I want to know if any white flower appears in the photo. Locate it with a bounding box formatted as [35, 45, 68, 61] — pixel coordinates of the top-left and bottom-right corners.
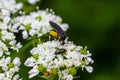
[29, 29, 38, 36]
[8, 23, 20, 32]
[0, 57, 11, 71]
[0, 9, 10, 17]
[3, 16, 10, 24]
[5, 52, 11, 55]
[0, 57, 22, 80]
[0, 50, 3, 57]
[28, 68, 39, 78]
[22, 30, 28, 39]
[13, 10, 69, 39]
[28, 0, 40, 5]
[85, 66, 93, 73]
[13, 74, 20, 80]
[6, 69, 15, 79]
[13, 57, 21, 67]
[66, 75, 73, 80]
[0, 40, 9, 57]
[13, 74, 23, 80]
[24, 57, 36, 67]
[0, 0, 94, 80]
[9, 40, 22, 52]
[0, 73, 5, 80]
[1, 30, 15, 41]
[60, 23, 69, 31]
[0, 22, 8, 30]
[0, 0, 23, 14]
[25, 40, 93, 79]
[58, 69, 69, 80]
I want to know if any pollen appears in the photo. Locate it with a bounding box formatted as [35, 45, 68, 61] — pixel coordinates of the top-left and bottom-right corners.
[49, 30, 58, 38]
[49, 71, 53, 75]
[43, 72, 49, 76]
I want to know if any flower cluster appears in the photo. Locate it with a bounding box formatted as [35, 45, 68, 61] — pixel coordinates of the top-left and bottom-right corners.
[0, 57, 22, 80]
[0, 12, 22, 55]
[24, 40, 93, 79]
[0, 0, 23, 80]
[0, 0, 23, 15]
[0, 0, 94, 80]
[12, 10, 68, 39]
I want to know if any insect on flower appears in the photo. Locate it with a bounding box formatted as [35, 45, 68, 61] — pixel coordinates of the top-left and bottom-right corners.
[55, 48, 66, 55]
[49, 21, 67, 42]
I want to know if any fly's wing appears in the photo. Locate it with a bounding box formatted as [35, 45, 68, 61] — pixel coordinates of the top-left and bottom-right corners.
[49, 21, 67, 40]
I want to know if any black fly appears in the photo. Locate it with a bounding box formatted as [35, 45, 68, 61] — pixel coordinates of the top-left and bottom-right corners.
[49, 21, 67, 55]
[49, 21, 67, 41]
[55, 49, 66, 55]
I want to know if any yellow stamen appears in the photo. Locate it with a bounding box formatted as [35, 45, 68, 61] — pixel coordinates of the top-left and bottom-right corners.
[49, 71, 53, 75]
[43, 72, 49, 76]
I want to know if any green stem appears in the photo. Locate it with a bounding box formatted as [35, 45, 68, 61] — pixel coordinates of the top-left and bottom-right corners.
[0, 69, 3, 73]
[37, 75, 46, 80]
[19, 40, 33, 54]
[73, 76, 80, 79]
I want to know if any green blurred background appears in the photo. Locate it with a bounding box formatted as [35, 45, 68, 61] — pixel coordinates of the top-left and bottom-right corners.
[18, 0, 120, 80]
